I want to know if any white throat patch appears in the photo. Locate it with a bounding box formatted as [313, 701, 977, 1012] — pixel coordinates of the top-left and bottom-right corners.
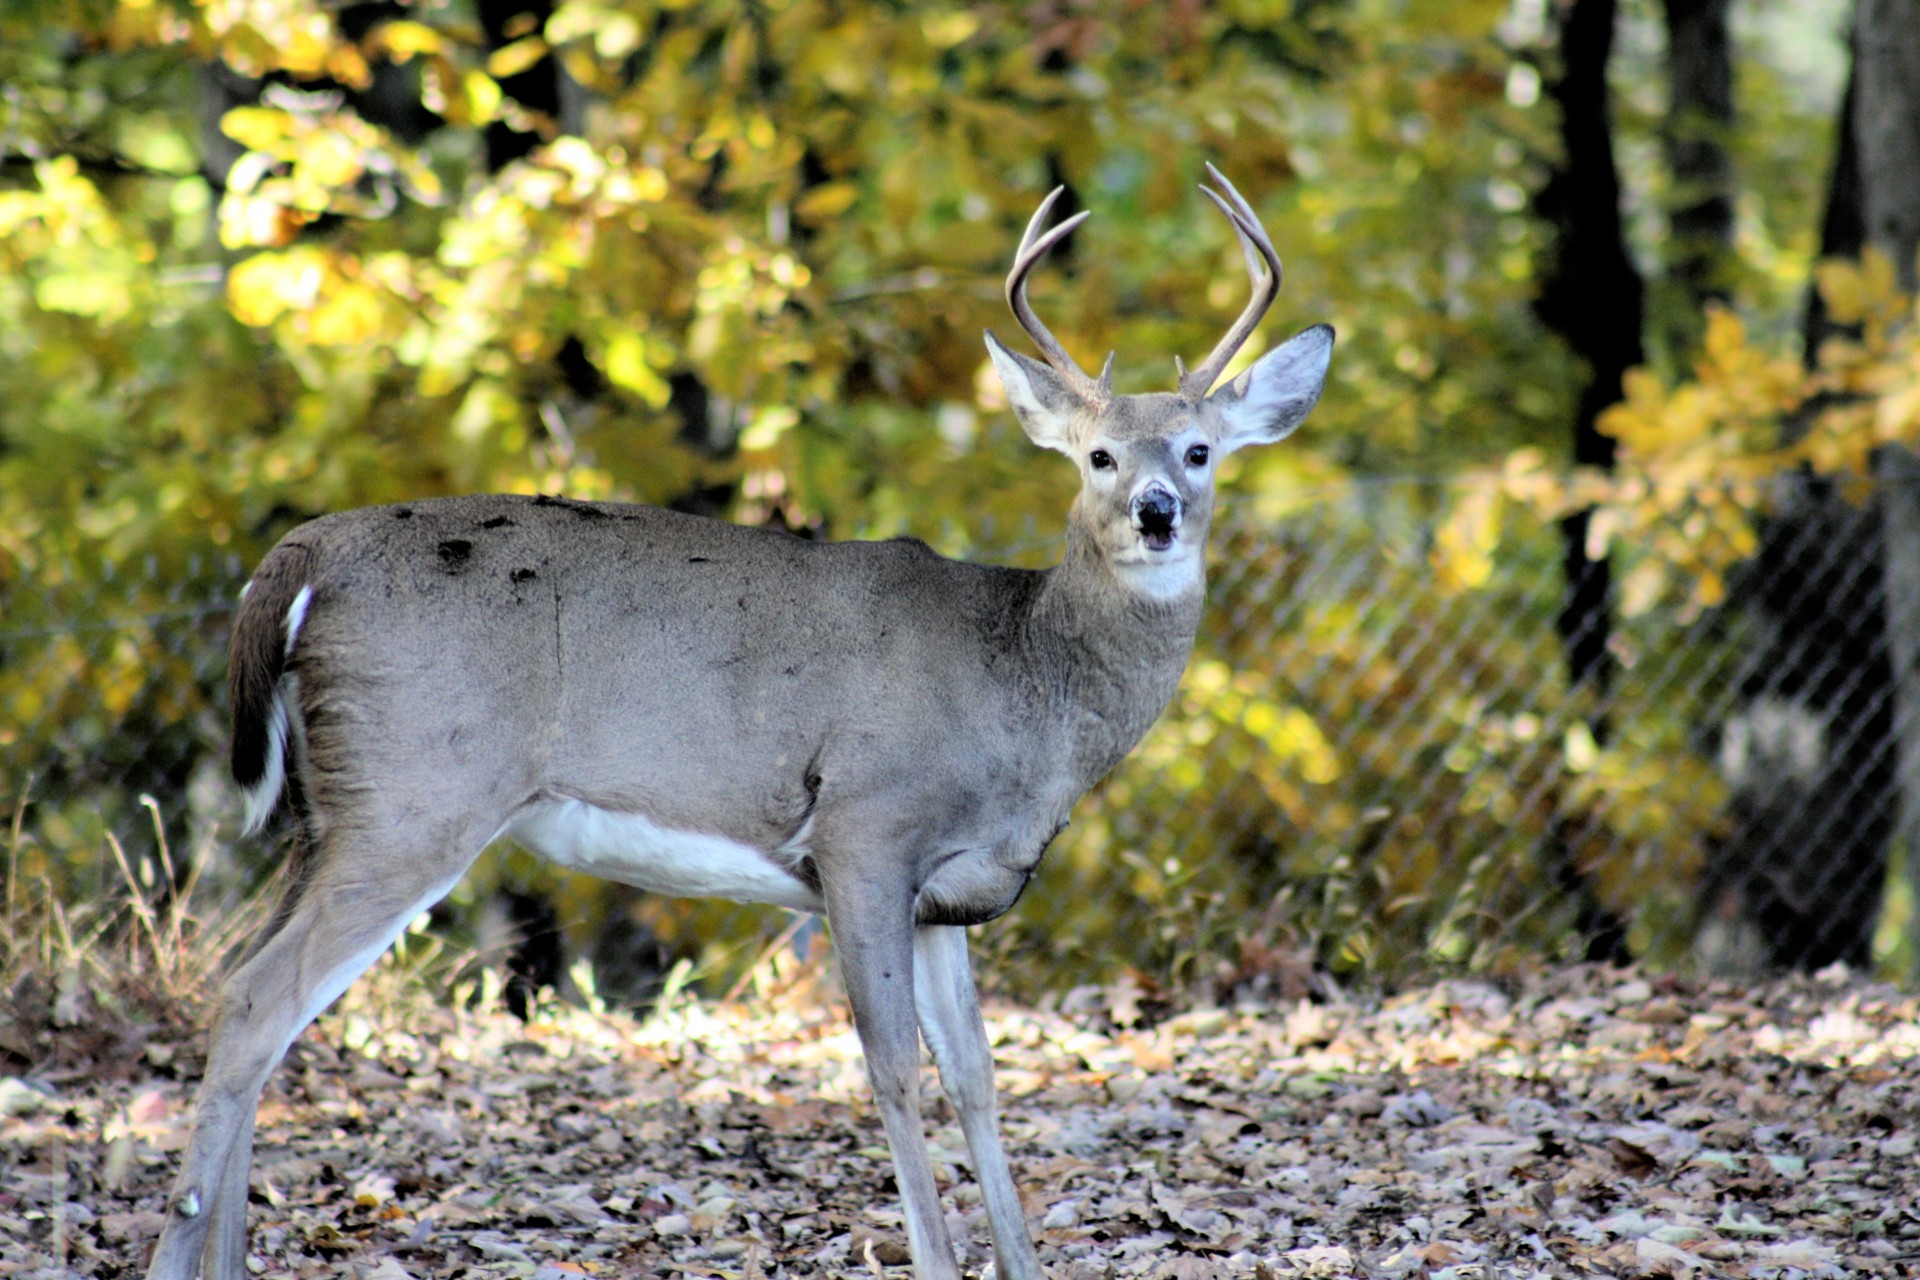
[1114, 548, 1204, 600]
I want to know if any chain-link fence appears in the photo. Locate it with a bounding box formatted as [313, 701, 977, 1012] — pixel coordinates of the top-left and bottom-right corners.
[1007, 474, 1919, 993]
[6, 476, 1917, 996]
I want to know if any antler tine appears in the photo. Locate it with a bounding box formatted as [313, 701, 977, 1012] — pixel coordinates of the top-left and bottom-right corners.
[1204, 164, 1264, 243]
[1178, 166, 1284, 399]
[1005, 189, 1110, 406]
[1206, 163, 1270, 286]
[1015, 186, 1068, 260]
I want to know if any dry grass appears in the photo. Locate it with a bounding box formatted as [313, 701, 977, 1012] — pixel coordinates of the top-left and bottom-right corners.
[4, 793, 276, 1071]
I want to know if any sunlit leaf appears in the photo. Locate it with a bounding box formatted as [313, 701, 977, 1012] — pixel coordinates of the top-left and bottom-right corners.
[219, 105, 289, 150]
[487, 36, 549, 78]
[1431, 483, 1500, 590]
[227, 249, 316, 327]
[35, 271, 131, 319]
[604, 332, 672, 408]
[298, 130, 364, 189]
[379, 19, 442, 60]
[795, 182, 858, 225]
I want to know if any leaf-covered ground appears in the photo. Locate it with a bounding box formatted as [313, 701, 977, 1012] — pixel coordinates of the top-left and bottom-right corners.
[4, 963, 1919, 1279]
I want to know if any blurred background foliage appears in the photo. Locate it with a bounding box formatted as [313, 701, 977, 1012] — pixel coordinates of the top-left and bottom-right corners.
[5, 0, 1920, 1001]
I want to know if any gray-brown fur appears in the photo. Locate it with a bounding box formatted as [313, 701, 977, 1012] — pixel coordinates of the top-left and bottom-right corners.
[148, 171, 1333, 1280]
[245, 493, 1190, 927]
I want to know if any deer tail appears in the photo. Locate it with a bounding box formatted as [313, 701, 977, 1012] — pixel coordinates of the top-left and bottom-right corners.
[229, 546, 316, 837]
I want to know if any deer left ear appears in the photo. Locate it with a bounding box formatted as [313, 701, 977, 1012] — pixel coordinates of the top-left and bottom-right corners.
[1210, 324, 1334, 455]
[985, 330, 1086, 454]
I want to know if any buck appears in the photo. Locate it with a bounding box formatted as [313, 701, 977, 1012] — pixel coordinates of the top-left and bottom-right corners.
[147, 166, 1332, 1280]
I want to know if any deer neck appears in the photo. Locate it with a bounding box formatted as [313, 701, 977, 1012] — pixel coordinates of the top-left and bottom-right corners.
[1028, 518, 1205, 783]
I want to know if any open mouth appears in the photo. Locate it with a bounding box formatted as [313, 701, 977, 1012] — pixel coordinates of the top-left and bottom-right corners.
[1137, 524, 1176, 552]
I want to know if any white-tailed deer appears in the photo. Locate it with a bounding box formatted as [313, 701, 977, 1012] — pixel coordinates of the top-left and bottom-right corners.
[147, 167, 1332, 1280]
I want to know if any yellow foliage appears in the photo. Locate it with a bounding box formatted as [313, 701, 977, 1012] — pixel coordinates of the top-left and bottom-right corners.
[299, 130, 364, 189]
[602, 332, 673, 408]
[220, 106, 294, 152]
[228, 248, 322, 326]
[375, 19, 442, 60]
[1571, 276, 1920, 612]
[487, 36, 550, 79]
[306, 278, 387, 345]
[795, 182, 859, 225]
[228, 247, 409, 346]
[217, 98, 436, 248]
[1816, 248, 1906, 338]
[1431, 482, 1500, 590]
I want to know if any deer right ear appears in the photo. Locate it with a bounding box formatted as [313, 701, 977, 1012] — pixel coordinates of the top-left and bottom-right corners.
[1210, 323, 1334, 455]
[985, 330, 1083, 453]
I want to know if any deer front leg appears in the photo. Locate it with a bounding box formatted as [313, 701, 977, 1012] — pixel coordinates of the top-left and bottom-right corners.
[914, 925, 1045, 1280]
[823, 869, 963, 1280]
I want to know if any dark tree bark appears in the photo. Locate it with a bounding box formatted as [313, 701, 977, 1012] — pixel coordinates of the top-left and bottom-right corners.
[1852, 0, 1920, 292]
[1711, 493, 1894, 971]
[1660, 0, 1736, 355]
[1705, 0, 1920, 972]
[1854, 0, 1920, 975]
[1534, 0, 1644, 709]
[1531, 0, 1645, 963]
[1803, 69, 1866, 354]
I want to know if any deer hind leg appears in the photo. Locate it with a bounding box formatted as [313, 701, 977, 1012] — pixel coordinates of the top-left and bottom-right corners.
[146, 825, 480, 1280]
[913, 924, 1045, 1280]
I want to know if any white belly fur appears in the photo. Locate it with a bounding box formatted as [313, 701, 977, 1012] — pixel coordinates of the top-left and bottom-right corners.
[503, 797, 822, 912]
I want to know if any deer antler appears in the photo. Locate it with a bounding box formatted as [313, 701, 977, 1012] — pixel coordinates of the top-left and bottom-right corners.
[1006, 187, 1113, 407]
[1176, 164, 1283, 399]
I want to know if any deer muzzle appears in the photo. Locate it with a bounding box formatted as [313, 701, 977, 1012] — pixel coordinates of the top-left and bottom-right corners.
[1131, 486, 1181, 551]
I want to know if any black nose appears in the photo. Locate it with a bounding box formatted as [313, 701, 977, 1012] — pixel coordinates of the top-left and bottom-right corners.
[1133, 488, 1179, 549]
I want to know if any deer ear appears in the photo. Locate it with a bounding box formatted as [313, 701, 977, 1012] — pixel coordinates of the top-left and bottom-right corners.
[985, 330, 1084, 454]
[1210, 324, 1334, 455]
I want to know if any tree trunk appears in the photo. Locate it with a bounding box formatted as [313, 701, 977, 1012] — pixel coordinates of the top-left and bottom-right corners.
[1535, 0, 1644, 707]
[1706, 0, 1920, 973]
[1711, 483, 1894, 971]
[1532, 0, 1644, 963]
[1659, 0, 1736, 356]
[1852, 0, 1920, 289]
[1854, 0, 1920, 978]
[1879, 446, 1920, 977]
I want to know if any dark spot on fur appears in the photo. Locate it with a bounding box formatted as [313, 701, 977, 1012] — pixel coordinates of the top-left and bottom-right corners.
[531, 494, 610, 519]
[481, 515, 516, 529]
[393, 507, 413, 519]
[511, 567, 537, 583]
[688, 556, 711, 563]
[437, 539, 473, 569]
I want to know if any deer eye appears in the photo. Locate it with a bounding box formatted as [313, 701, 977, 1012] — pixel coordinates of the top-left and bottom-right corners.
[1089, 449, 1115, 471]
[1185, 444, 1211, 468]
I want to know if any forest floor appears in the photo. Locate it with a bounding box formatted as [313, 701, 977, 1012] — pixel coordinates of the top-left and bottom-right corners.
[3, 960, 1918, 1279]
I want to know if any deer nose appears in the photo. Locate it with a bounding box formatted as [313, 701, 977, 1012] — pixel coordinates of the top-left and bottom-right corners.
[1131, 485, 1180, 550]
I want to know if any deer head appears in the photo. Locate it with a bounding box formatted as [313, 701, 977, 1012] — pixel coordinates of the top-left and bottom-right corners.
[984, 166, 1335, 599]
